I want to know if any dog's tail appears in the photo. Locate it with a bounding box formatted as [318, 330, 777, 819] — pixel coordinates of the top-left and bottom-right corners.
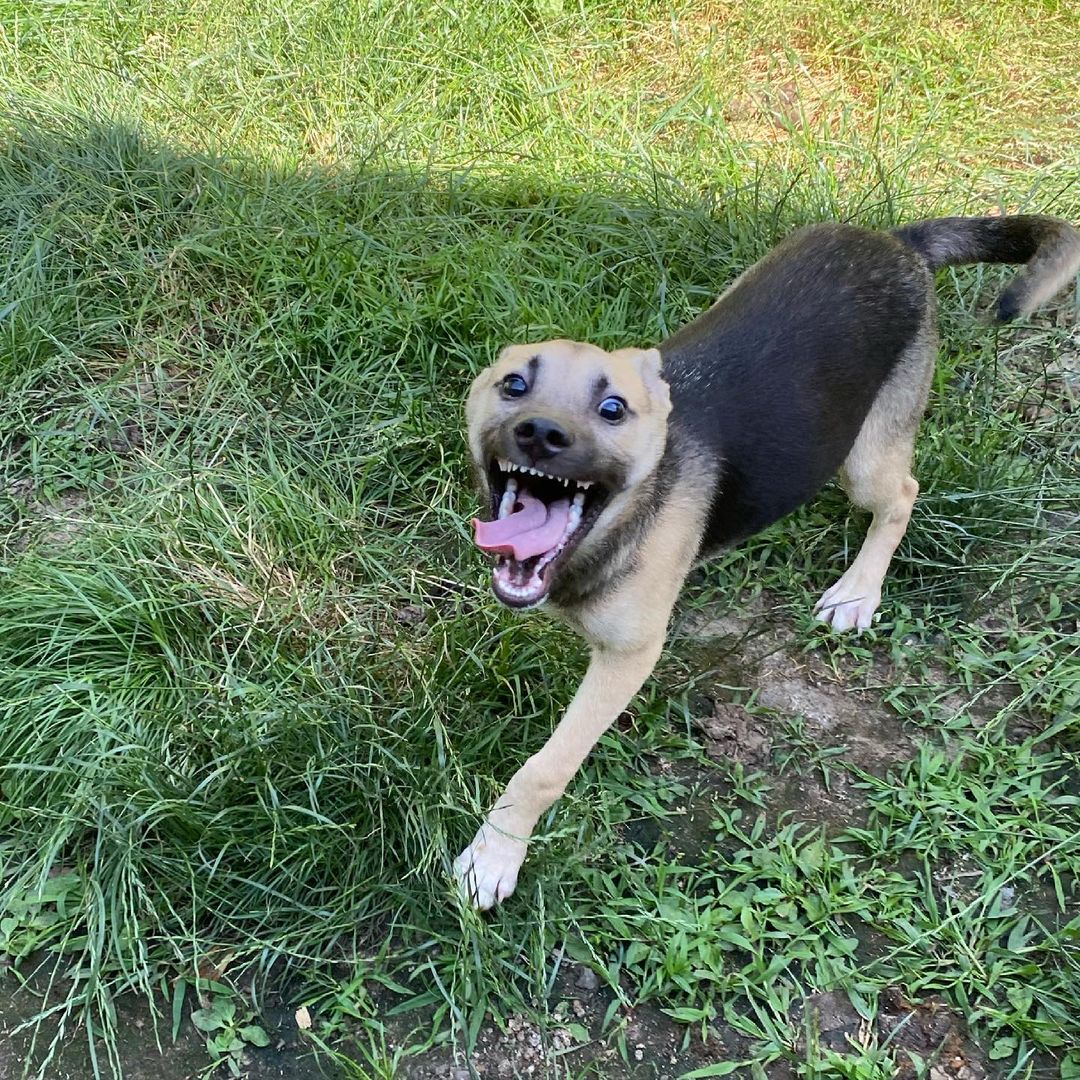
[892, 215, 1080, 322]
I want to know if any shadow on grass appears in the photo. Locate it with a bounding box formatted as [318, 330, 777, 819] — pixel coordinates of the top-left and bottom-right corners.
[0, 108, 791, 1080]
[2, 110, 1078, 1080]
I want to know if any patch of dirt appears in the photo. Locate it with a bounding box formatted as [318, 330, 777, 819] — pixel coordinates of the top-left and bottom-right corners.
[795, 988, 989, 1080]
[0, 961, 340, 1080]
[999, 315, 1080, 421]
[385, 973, 998, 1080]
[694, 701, 772, 767]
[673, 589, 916, 828]
[2, 475, 91, 553]
[392, 963, 741, 1080]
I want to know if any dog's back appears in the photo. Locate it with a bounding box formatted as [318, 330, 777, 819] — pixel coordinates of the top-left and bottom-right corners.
[661, 224, 931, 550]
[661, 216, 1080, 554]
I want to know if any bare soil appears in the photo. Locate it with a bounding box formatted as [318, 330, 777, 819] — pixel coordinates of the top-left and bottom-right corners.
[0, 963, 339, 1080]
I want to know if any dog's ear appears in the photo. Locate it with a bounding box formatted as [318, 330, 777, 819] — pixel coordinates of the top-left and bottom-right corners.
[634, 347, 671, 416]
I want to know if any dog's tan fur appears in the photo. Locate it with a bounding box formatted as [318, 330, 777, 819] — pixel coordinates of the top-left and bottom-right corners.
[814, 326, 935, 629]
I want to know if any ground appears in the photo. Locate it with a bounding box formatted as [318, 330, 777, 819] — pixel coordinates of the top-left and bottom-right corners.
[1, 0, 1079, 1078]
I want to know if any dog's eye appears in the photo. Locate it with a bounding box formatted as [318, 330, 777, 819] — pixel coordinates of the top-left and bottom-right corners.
[501, 374, 528, 399]
[597, 396, 627, 423]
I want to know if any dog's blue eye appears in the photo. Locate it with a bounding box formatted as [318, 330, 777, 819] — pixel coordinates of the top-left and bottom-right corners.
[597, 396, 627, 423]
[501, 374, 528, 398]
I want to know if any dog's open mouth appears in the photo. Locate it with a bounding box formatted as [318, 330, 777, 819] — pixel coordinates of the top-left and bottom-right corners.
[472, 458, 610, 608]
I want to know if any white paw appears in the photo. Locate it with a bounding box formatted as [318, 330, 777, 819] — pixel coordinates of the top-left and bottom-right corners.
[453, 824, 528, 910]
[813, 575, 881, 632]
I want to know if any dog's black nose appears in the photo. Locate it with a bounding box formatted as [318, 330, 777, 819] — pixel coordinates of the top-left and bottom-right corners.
[514, 417, 574, 459]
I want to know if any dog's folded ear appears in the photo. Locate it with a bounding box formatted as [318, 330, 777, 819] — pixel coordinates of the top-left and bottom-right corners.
[628, 347, 672, 417]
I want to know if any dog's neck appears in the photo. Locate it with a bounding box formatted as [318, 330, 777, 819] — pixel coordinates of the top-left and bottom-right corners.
[548, 427, 709, 615]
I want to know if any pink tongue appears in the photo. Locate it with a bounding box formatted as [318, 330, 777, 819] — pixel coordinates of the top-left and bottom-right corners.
[473, 490, 571, 561]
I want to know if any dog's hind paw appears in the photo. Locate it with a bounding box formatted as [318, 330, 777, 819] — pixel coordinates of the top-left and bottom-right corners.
[453, 824, 527, 910]
[813, 576, 881, 632]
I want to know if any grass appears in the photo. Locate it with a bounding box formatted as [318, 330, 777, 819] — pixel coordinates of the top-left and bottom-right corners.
[0, 0, 1078, 1077]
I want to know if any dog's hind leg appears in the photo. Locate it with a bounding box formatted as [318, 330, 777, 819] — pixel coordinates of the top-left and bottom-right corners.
[814, 453, 918, 632]
[814, 336, 934, 632]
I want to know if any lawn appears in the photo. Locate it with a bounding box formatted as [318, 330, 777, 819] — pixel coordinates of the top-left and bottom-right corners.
[0, 1, 1078, 1078]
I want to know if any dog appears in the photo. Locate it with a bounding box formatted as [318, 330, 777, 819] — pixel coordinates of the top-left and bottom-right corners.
[455, 214, 1080, 909]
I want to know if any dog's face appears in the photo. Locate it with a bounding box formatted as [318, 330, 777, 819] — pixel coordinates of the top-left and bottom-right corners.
[466, 338, 672, 608]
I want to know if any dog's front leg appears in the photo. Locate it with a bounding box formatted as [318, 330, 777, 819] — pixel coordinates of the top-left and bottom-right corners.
[454, 638, 663, 910]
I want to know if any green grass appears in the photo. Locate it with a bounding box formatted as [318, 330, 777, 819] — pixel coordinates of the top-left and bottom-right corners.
[0, 1, 1078, 1077]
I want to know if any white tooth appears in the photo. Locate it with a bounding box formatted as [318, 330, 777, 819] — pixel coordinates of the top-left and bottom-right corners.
[573, 492, 585, 507]
[498, 481, 518, 520]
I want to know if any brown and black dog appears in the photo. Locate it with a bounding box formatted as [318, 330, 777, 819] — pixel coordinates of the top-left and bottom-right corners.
[456, 215, 1080, 909]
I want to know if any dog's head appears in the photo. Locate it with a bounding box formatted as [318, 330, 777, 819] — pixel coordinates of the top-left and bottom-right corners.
[466, 338, 672, 609]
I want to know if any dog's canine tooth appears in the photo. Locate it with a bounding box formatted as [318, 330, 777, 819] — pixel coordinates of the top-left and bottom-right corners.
[497, 477, 519, 520]
[572, 491, 585, 508]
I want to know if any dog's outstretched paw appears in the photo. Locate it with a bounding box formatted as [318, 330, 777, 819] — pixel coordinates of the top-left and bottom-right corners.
[813, 576, 881, 632]
[453, 825, 527, 910]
